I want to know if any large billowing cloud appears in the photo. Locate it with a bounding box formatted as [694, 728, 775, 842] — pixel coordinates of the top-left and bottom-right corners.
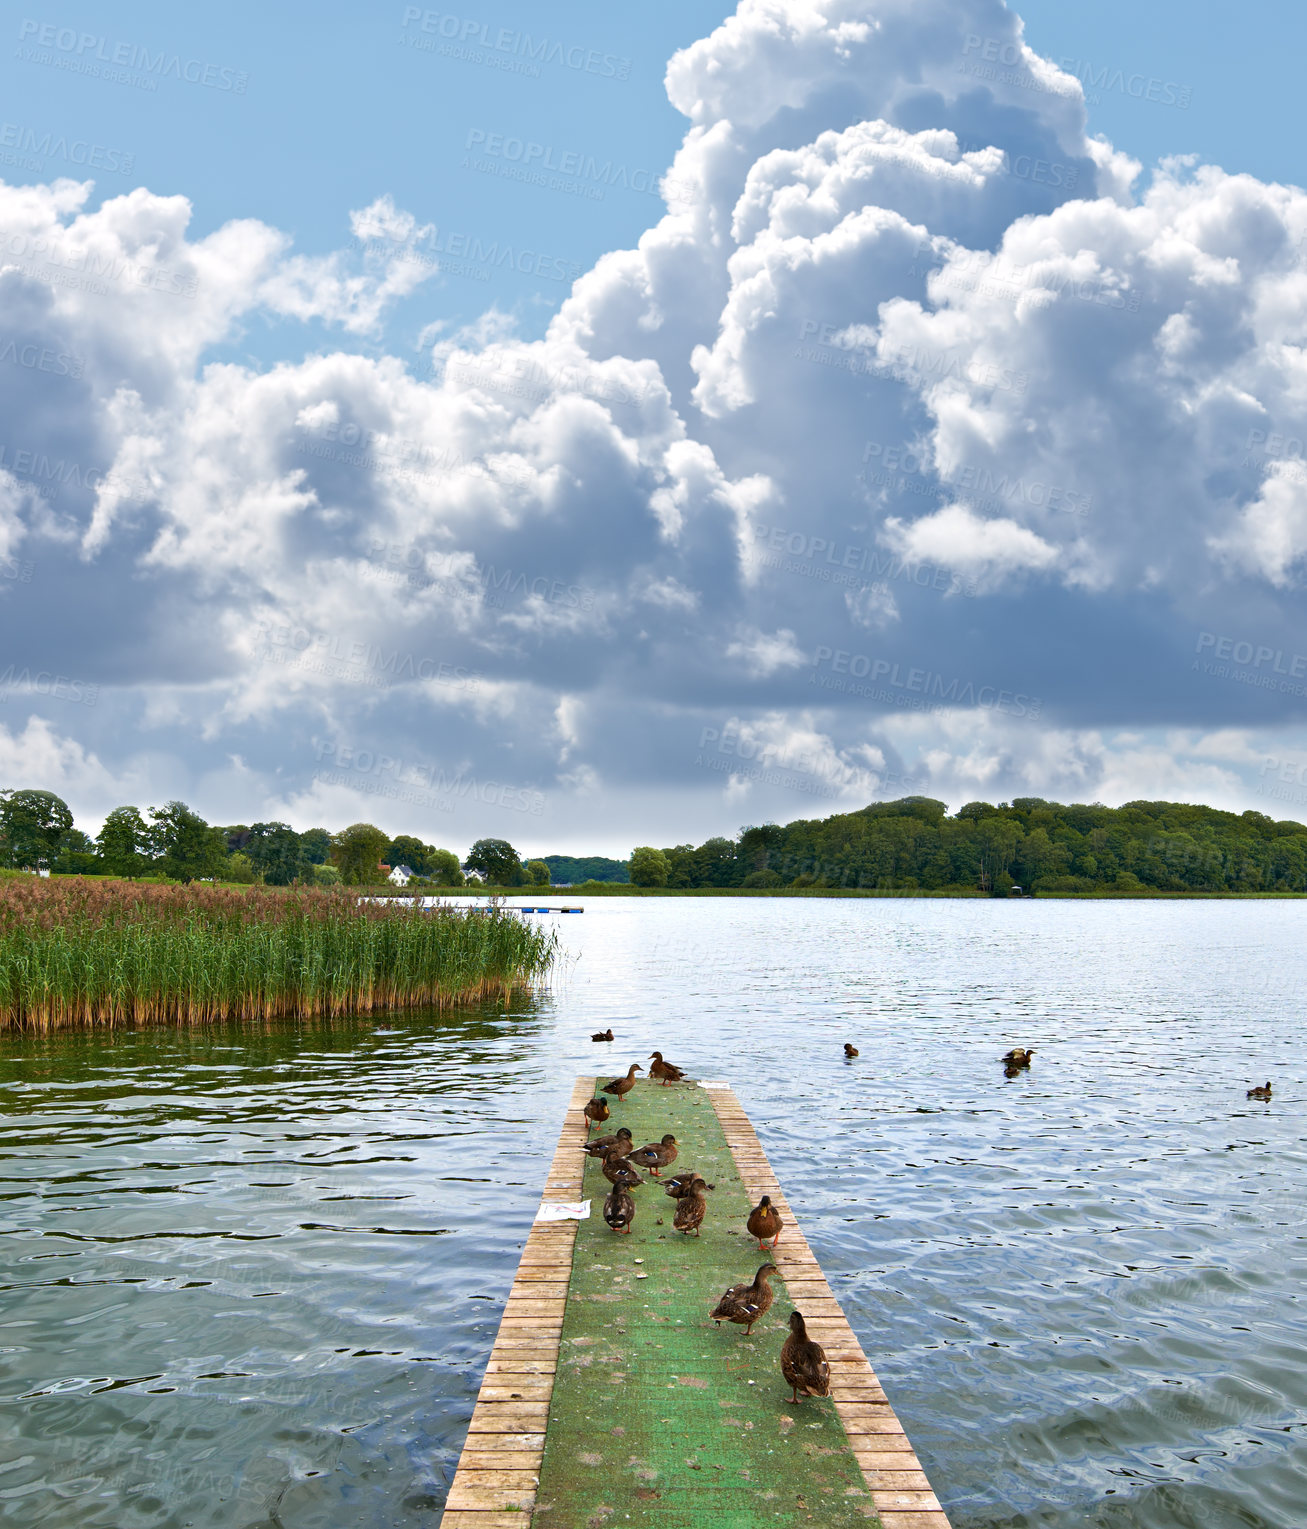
[3, 0, 1306, 850]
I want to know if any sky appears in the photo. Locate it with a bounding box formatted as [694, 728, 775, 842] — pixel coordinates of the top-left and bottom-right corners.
[2, 0, 1307, 858]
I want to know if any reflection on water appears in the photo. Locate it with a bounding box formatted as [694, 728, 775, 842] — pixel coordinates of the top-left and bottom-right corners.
[1, 897, 1305, 1528]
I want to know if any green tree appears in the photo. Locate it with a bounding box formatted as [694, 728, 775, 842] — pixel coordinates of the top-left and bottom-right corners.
[96, 806, 150, 879]
[464, 838, 523, 886]
[386, 835, 438, 876]
[52, 828, 98, 875]
[299, 828, 332, 865]
[0, 789, 75, 869]
[629, 846, 670, 887]
[223, 852, 260, 884]
[525, 858, 550, 886]
[244, 822, 307, 885]
[427, 848, 465, 886]
[148, 801, 227, 883]
[330, 823, 392, 885]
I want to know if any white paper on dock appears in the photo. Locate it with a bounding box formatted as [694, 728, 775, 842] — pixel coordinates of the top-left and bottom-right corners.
[697, 1080, 731, 1089]
[535, 1200, 591, 1221]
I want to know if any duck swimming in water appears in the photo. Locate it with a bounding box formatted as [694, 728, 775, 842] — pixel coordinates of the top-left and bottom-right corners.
[844, 1043, 859, 1058]
[1247, 1081, 1272, 1101]
[1002, 1047, 1035, 1067]
[591, 1028, 614, 1042]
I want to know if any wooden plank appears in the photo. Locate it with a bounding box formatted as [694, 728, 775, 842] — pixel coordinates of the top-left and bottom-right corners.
[705, 1081, 953, 1527]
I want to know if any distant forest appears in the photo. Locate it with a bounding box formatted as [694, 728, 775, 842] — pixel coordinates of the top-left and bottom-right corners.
[543, 855, 630, 884]
[632, 797, 1307, 894]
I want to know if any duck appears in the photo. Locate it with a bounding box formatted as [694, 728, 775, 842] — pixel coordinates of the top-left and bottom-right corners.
[603, 1183, 636, 1234]
[582, 1096, 610, 1133]
[746, 1193, 783, 1251]
[710, 1263, 778, 1335]
[600, 1147, 644, 1188]
[663, 1170, 710, 1199]
[582, 1127, 633, 1158]
[602, 1062, 643, 1102]
[844, 1043, 859, 1058]
[780, 1310, 831, 1403]
[672, 1178, 708, 1237]
[628, 1134, 678, 1177]
[1247, 1081, 1272, 1101]
[591, 1028, 614, 1042]
[648, 1051, 686, 1086]
[1002, 1047, 1035, 1067]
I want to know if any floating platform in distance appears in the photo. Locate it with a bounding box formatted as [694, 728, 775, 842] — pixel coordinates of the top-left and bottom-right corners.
[515, 906, 584, 913]
[440, 1075, 951, 1529]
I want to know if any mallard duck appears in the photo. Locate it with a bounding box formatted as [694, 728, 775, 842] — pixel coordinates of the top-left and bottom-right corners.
[844, 1043, 859, 1058]
[663, 1170, 710, 1199]
[628, 1134, 678, 1177]
[1002, 1047, 1035, 1067]
[591, 1028, 614, 1042]
[710, 1263, 777, 1335]
[600, 1147, 644, 1187]
[780, 1310, 830, 1403]
[602, 1063, 642, 1101]
[582, 1096, 610, 1133]
[1247, 1081, 1272, 1101]
[746, 1194, 783, 1251]
[648, 1051, 686, 1086]
[603, 1183, 636, 1234]
[582, 1127, 633, 1158]
[672, 1178, 707, 1236]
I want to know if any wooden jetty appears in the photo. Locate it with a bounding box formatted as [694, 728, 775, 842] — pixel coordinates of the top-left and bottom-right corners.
[440, 1076, 951, 1528]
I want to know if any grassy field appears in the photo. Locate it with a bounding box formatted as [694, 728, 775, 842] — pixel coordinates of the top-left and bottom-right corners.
[0, 879, 556, 1031]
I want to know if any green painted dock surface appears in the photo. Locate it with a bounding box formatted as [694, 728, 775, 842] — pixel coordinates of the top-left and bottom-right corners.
[440, 1077, 950, 1529]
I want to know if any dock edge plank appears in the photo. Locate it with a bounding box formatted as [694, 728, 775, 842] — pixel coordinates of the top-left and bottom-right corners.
[704, 1081, 953, 1528]
[439, 1076, 591, 1527]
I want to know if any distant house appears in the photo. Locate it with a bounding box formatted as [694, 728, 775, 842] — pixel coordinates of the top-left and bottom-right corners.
[388, 864, 415, 887]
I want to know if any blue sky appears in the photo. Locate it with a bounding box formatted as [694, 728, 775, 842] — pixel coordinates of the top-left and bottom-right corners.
[1, 1, 1306, 856]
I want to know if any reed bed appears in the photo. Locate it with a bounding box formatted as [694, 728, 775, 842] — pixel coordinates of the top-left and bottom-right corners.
[0, 879, 557, 1031]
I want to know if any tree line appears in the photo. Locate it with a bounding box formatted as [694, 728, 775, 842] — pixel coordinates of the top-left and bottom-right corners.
[0, 791, 553, 889]
[627, 796, 1307, 894]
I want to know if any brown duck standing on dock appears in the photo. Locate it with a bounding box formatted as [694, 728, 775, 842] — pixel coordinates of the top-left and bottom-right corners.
[591, 1028, 614, 1042]
[1002, 1047, 1035, 1067]
[844, 1043, 859, 1058]
[780, 1310, 831, 1403]
[663, 1170, 711, 1199]
[602, 1062, 642, 1102]
[628, 1134, 678, 1178]
[582, 1096, 610, 1134]
[1247, 1081, 1272, 1101]
[582, 1127, 633, 1159]
[673, 1178, 708, 1236]
[600, 1146, 644, 1188]
[710, 1263, 778, 1336]
[648, 1051, 686, 1086]
[746, 1193, 783, 1251]
[603, 1182, 637, 1234]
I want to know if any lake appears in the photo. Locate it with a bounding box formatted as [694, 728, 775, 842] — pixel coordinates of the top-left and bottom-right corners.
[0, 896, 1303, 1528]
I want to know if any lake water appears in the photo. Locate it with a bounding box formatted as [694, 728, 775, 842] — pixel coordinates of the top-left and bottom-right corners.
[0, 897, 1303, 1528]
